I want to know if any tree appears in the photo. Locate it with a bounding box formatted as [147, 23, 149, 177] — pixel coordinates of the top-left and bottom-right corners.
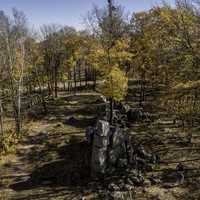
[0, 96, 3, 137]
[40, 25, 84, 97]
[0, 9, 28, 134]
[86, 0, 130, 66]
[86, 0, 130, 123]
[25, 36, 48, 112]
[100, 66, 128, 123]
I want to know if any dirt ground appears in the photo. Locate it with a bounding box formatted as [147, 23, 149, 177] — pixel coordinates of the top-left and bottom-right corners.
[0, 91, 200, 200]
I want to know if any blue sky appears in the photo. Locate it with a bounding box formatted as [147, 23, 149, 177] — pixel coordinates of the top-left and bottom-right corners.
[0, 0, 175, 30]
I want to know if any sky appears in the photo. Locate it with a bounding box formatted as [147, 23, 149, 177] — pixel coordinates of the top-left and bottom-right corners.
[0, 0, 175, 30]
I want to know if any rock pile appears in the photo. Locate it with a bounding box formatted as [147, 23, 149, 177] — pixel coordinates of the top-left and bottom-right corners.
[86, 120, 159, 181]
[113, 102, 151, 127]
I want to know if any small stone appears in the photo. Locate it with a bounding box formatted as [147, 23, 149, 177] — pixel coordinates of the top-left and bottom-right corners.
[121, 103, 131, 113]
[108, 183, 120, 192]
[118, 181, 125, 191]
[130, 173, 144, 186]
[126, 178, 133, 185]
[49, 116, 56, 121]
[124, 184, 135, 191]
[130, 169, 138, 176]
[111, 191, 125, 200]
[69, 101, 78, 105]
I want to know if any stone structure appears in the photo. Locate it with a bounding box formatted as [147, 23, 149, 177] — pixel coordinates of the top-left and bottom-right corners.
[90, 120, 110, 177]
[86, 120, 130, 177]
[86, 119, 159, 180]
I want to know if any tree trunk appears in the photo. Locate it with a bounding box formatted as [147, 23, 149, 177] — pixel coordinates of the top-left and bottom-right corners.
[93, 68, 96, 91]
[16, 82, 22, 134]
[63, 81, 66, 90]
[74, 65, 77, 93]
[79, 64, 82, 89]
[35, 68, 47, 113]
[0, 98, 4, 137]
[85, 67, 88, 88]
[139, 80, 143, 106]
[109, 98, 114, 124]
[54, 60, 59, 98]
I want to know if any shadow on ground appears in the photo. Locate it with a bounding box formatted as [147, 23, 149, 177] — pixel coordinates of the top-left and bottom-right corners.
[10, 141, 92, 191]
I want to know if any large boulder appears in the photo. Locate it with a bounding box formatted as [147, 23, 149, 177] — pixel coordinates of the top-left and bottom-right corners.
[91, 120, 110, 177]
[109, 127, 126, 147]
[96, 120, 110, 137]
[91, 147, 107, 176]
[93, 134, 109, 148]
[108, 145, 125, 165]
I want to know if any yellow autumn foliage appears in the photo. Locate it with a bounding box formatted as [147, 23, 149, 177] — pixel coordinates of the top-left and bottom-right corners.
[100, 66, 128, 102]
[173, 80, 200, 90]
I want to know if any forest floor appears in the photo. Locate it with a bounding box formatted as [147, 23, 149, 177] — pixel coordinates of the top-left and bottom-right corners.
[0, 91, 200, 200]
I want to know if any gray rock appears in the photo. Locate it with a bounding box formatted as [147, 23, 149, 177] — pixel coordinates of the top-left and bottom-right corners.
[117, 179, 125, 190]
[130, 173, 144, 186]
[136, 145, 152, 160]
[91, 120, 110, 177]
[96, 120, 110, 136]
[110, 145, 129, 166]
[108, 149, 118, 165]
[126, 178, 134, 185]
[91, 147, 107, 174]
[130, 176, 140, 186]
[108, 146, 124, 165]
[121, 103, 131, 114]
[177, 171, 184, 185]
[93, 134, 109, 148]
[124, 184, 135, 191]
[108, 183, 120, 192]
[110, 127, 126, 148]
[129, 169, 138, 176]
[110, 191, 129, 200]
[91, 146, 107, 177]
